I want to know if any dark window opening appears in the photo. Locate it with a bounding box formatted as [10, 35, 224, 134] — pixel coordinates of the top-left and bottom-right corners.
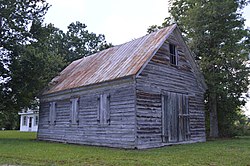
[169, 44, 177, 65]
[29, 117, 32, 128]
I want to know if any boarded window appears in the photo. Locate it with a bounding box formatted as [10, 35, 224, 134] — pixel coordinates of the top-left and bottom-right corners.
[70, 98, 79, 124]
[49, 102, 56, 125]
[162, 92, 190, 143]
[169, 44, 178, 65]
[97, 94, 110, 125]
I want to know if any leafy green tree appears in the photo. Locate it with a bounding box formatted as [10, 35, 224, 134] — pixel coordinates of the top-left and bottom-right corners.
[0, 0, 49, 76]
[0, 1, 112, 129]
[162, 0, 250, 137]
[0, 0, 50, 129]
[65, 21, 112, 62]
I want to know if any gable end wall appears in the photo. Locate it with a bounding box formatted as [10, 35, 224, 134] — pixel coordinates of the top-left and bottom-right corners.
[135, 32, 206, 149]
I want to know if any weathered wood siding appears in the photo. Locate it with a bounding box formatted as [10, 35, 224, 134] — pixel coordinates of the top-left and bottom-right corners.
[135, 31, 206, 149]
[38, 79, 137, 148]
[38, 28, 205, 149]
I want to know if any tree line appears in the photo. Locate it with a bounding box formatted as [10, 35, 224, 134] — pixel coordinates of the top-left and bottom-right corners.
[0, 0, 112, 129]
[149, 0, 250, 137]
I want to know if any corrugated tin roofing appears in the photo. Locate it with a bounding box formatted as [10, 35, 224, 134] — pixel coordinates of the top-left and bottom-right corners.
[45, 24, 177, 94]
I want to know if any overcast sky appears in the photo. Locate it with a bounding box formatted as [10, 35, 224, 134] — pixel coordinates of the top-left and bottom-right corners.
[44, 0, 250, 116]
[44, 0, 250, 45]
[45, 0, 169, 45]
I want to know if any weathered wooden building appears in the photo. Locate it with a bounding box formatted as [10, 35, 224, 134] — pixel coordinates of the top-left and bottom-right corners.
[38, 24, 207, 149]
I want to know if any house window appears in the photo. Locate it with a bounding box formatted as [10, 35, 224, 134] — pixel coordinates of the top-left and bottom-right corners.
[70, 98, 79, 124]
[49, 102, 56, 125]
[169, 44, 178, 65]
[97, 94, 110, 125]
[28, 117, 32, 128]
[35, 116, 39, 126]
[162, 92, 190, 143]
[23, 116, 27, 126]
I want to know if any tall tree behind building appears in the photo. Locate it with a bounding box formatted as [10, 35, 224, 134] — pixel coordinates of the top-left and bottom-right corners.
[168, 0, 250, 137]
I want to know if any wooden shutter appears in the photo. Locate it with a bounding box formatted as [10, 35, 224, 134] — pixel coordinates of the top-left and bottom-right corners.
[70, 98, 79, 124]
[100, 94, 105, 124]
[106, 94, 111, 124]
[97, 96, 100, 123]
[98, 94, 110, 125]
[49, 102, 56, 125]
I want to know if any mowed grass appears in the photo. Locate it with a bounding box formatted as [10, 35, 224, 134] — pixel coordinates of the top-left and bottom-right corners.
[0, 131, 250, 166]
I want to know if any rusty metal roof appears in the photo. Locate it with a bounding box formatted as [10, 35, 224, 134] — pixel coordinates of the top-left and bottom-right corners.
[45, 24, 177, 94]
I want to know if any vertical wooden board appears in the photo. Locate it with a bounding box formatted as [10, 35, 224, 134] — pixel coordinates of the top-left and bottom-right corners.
[100, 94, 104, 124]
[73, 99, 76, 123]
[183, 95, 187, 140]
[166, 92, 171, 142]
[49, 102, 56, 125]
[76, 98, 79, 122]
[98, 93, 111, 125]
[70, 98, 79, 124]
[185, 95, 190, 140]
[69, 99, 73, 123]
[106, 94, 110, 124]
[178, 94, 184, 142]
[97, 96, 100, 123]
[103, 94, 107, 124]
[162, 95, 166, 142]
[162, 94, 169, 143]
[53, 102, 56, 124]
[174, 93, 179, 142]
[168, 92, 178, 142]
[49, 102, 53, 124]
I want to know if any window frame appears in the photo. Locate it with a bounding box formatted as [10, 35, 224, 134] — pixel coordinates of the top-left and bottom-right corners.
[169, 43, 178, 66]
[23, 116, 27, 126]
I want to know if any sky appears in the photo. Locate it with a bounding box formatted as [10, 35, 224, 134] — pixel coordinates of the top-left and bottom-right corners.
[44, 0, 250, 45]
[44, 0, 250, 116]
[44, 0, 169, 45]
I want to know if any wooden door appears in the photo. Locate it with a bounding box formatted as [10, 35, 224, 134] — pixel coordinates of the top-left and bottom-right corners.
[162, 92, 190, 143]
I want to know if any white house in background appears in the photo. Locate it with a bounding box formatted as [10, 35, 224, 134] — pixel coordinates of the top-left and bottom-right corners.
[18, 108, 39, 132]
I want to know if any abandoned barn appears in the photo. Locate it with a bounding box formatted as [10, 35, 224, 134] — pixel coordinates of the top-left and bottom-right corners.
[37, 24, 207, 149]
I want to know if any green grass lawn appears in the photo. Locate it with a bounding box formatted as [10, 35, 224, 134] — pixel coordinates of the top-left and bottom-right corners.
[0, 131, 250, 166]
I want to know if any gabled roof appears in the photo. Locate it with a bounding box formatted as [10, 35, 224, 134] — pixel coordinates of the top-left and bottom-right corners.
[44, 24, 177, 94]
[45, 24, 207, 95]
